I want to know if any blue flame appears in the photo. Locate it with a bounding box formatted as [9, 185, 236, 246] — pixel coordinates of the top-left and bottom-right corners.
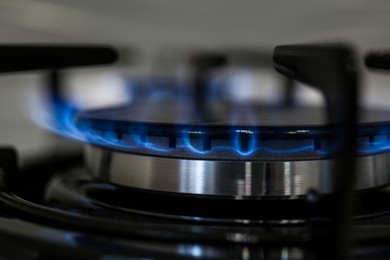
[360, 134, 390, 154]
[31, 97, 390, 158]
[232, 130, 258, 156]
[230, 103, 259, 156]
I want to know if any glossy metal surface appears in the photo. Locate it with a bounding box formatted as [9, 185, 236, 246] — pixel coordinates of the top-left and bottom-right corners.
[85, 145, 390, 197]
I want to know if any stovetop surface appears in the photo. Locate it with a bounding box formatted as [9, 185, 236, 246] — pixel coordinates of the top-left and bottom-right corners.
[1, 155, 390, 259]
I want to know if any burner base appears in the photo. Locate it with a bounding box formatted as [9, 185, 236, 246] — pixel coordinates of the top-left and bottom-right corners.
[85, 145, 390, 197]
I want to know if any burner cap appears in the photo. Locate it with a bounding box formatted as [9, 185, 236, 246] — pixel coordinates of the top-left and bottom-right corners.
[77, 101, 390, 127]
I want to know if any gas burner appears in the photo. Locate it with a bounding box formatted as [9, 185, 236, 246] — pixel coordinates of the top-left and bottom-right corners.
[77, 102, 390, 197]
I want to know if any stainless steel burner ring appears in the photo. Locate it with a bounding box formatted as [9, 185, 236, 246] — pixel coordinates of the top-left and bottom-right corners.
[85, 145, 390, 197]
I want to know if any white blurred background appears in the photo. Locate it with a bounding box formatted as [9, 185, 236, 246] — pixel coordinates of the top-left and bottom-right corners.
[1, 0, 390, 164]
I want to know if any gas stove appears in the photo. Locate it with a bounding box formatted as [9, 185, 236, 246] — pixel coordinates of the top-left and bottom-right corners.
[1, 44, 390, 259]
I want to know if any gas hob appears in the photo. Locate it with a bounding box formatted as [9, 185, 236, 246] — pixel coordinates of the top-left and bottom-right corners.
[1, 44, 390, 259]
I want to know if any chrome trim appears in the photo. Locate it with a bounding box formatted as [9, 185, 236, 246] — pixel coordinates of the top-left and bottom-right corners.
[85, 145, 390, 197]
